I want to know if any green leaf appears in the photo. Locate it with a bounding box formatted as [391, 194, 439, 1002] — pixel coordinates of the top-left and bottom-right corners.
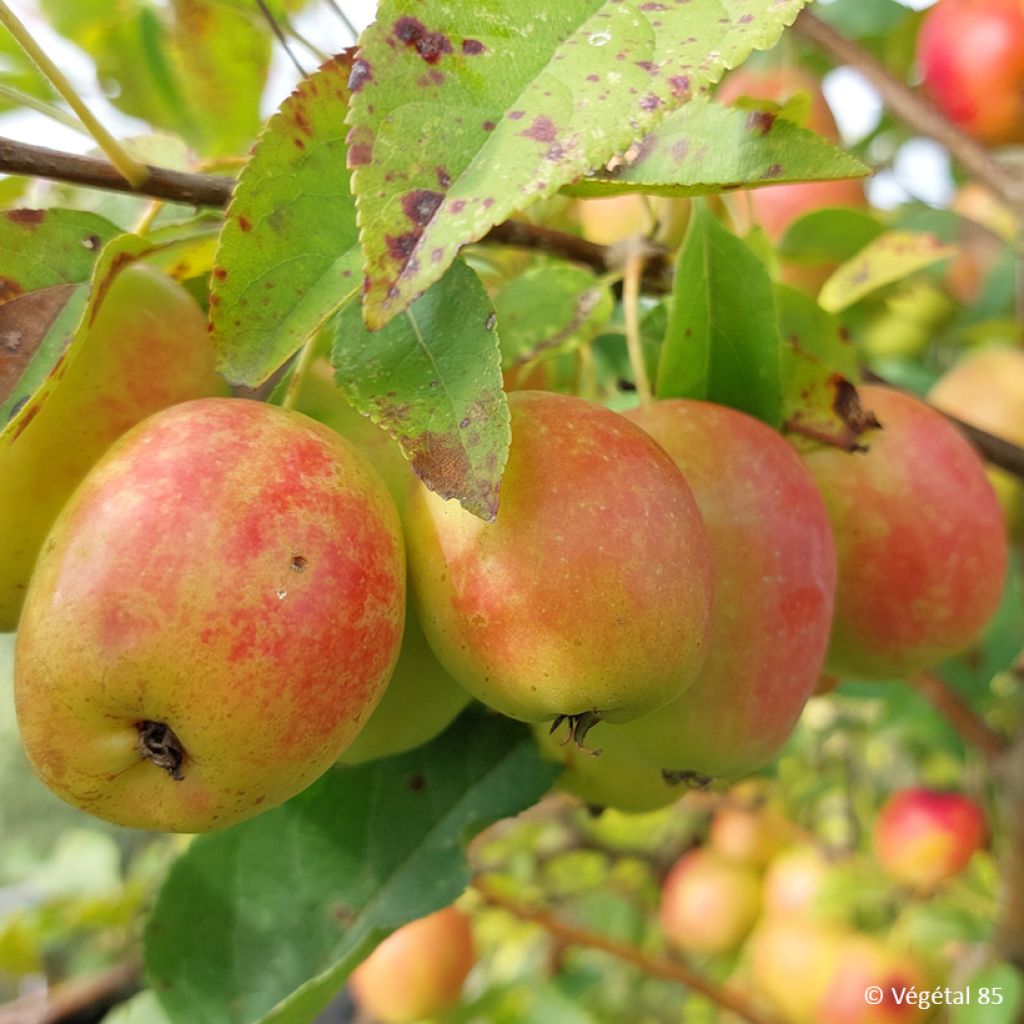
[566, 98, 869, 198]
[332, 260, 509, 520]
[493, 263, 613, 368]
[656, 201, 782, 425]
[349, 0, 809, 328]
[818, 230, 956, 313]
[776, 284, 876, 451]
[212, 54, 361, 386]
[777, 207, 887, 265]
[144, 714, 558, 1024]
[951, 963, 1023, 1024]
[0, 210, 123, 427]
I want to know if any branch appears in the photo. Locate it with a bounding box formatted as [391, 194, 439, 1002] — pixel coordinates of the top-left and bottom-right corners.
[472, 877, 782, 1024]
[793, 11, 1024, 209]
[907, 671, 1010, 763]
[0, 958, 141, 1024]
[0, 137, 233, 207]
[995, 737, 1024, 971]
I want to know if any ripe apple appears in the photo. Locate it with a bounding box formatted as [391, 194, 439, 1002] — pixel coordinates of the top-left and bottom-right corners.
[801, 384, 1007, 680]
[872, 787, 987, 890]
[749, 918, 846, 1023]
[918, 0, 1024, 145]
[709, 800, 788, 867]
[762, 845, 832, 917]
[929, 345, 1024, 530]
[15, 398, 405, 832]
[533, 722, 680, 813]
[0, 263, 226, 630]
[660, 848, 761, 955]
[405, 391, 714, 728]
[576, 194, 691, 248]
[350, 906, 474, 1024]
[582, 400, 835, 778]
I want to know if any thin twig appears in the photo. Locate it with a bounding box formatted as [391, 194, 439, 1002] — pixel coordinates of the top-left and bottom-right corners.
[907, 671, 1009, 763]
[994, 737, 1024, 972]
[322, 0, 359, 42]
[255, 0, 308, 78]
[622, 244, 653, 404]
[472, 877, 782, 1024]
[793, 11, 1024, 209]
[0, 2, 148, 188]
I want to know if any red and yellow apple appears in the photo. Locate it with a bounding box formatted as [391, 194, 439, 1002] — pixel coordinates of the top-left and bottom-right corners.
[350, 906, 474, 1024]
[15, 398, 405, 832]
[802, 385, 1007, 680]
[872, 787, 988, 890]
[405, 391, 714, 726]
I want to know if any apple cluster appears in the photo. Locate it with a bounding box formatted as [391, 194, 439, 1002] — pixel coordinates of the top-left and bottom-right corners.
[4, 258, 1008, 836]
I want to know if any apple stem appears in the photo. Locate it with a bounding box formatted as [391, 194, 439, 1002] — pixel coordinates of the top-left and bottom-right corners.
[0, 1, 149, 189]
[281, 334, 321, 412]
[622, 244, 653, 406]
[550, 710, 603, 752]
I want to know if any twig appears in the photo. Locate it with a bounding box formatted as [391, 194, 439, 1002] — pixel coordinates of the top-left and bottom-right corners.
[907, 671, 1009, 763]
[255, 0, 308, 78]
[0, 958, 141, 1024]
[0, 2, 148, 189]
[0, 137, 233, 206]
[323, 0, 359, 42]
[793, 11, 1024, 210]
[472, 877, 782, 1024]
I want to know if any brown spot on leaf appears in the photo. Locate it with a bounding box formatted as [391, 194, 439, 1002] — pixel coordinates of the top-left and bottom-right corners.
[348, 58, 373, 92]
[386, 232, 420, 261]
[213, 267, 228, 281]
[522, 115, 557, 143]
[462, 38, 485, 55]
[403, 190, 444, 225]
[746, 110, 777, 135]
[5, 209, 45, 225]
[238, 216, 253, 232]
[348, 144, 372, 167]
[393, 16, 452, 64]
[436, 166, 451, 188]
[761, 163, 784, 180]
[407, 773, 426, 792]
[482, 120, 495, 131]
[0, 277, 23, 304]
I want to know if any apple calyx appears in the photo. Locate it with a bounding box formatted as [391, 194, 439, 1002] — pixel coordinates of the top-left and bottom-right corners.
[661, 769, 714, 788]
[550, 711, 603, 752]
[138, 720, 186, 780]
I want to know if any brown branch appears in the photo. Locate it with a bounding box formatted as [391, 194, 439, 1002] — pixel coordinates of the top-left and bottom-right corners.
[907, 671, 1010, 763]
[793, 11, 1024, 209]
[0, 137, 234, 207]
[472, 877, 781, 1024]
[0, 958, 141, 1024]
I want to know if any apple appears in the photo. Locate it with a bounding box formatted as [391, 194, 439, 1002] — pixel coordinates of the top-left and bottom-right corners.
[581, 400, 835, 779]
[709, 800, 788, 868]
[15, 398, 405, 832]
[660, 848, 761, 955]
[350, 906, 474, 1024]
[929, 345, 1024, 530]
[0, 263, 226, 630]
[532, 722, 680, 814]
[762, 844, 832, 917]
[918, 0, 1024, 145]
[405, 391, 714, 728]
[576, 194, 691, 248]
[872, 787, 987, 890]
[801, 384, 1007, 680]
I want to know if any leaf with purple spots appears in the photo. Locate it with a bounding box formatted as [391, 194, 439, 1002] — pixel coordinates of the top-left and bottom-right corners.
[212, 53, 363, 386]
[332, 260, 508, 521]
[564, 97, 868, 197]
[657, 200, 782, 425]
[348, 0, 809, 329]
